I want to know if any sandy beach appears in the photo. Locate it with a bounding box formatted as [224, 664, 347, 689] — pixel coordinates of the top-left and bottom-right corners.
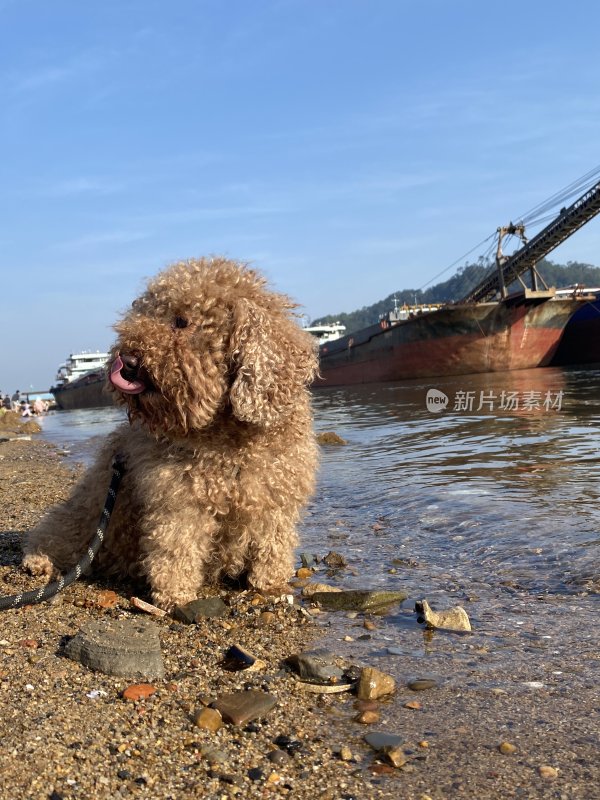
[0, 420, 597, 799]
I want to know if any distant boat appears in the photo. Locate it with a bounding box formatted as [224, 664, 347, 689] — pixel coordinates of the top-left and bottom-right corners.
[303, 322, 346, 345]
[315, 171, 600, 387]
[50, 351, 114, 410]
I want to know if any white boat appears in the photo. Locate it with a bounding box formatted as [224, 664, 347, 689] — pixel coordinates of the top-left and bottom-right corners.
[303, 322, 346, 345]
[54, 350, 110, 387]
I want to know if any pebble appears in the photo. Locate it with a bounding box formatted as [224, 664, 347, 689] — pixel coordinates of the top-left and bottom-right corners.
[498, 741, 517, 755]
[296, 567, 313, 579]
[273, 734, 303, 755]
[357, 666, 396, 700]
[354, 710, 380, 724]
[193, 707, 223, 732]
[258, 611, 276, 626]
[386, 646, 404, 656]
[310, 589, 407, 612]
[364, 732, 403, 750]
[19, 639, 39, 649]
[267, 749, 290, 766]
[339, 746, 353, 761]
[407, 679, 437, 691]
[382, 745, 407, 769]
[538, 765, 559, 779]
[404, 700, 421, 710]
[316, 431, 347, 445]
[284, 651, 345, 683]
[322, 551, 348, 569]
[173, 597, 229, 623]
[222, 643, 266, 672]
[96, 590, 118, 609]
[201, 747, 228, 766]
[354, 699, 379, 712]
[64, 619, 165, 679]
[213, 690, 277, 726]
[415, 599, 472, 632]
[122, 684, 157, 702]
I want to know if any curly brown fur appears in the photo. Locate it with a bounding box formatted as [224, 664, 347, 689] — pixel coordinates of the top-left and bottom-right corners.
[23, 257, 318, 611]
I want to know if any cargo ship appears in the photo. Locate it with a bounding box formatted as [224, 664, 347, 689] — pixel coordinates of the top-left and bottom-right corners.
[314, 171, 600, 387]
[51, 351, 114, 410]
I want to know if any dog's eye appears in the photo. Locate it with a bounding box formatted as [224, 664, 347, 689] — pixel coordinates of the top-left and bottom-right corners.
[173, 316, 189, 329]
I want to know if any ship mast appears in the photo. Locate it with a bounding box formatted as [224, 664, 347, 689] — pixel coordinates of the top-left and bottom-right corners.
[459, 176, 600, 304]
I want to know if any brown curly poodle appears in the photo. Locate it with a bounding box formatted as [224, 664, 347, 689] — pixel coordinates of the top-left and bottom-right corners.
[23, 257, 318, 611]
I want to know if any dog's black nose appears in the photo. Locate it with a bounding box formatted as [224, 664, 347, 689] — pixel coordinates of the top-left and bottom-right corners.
[120, 353, 139, 377]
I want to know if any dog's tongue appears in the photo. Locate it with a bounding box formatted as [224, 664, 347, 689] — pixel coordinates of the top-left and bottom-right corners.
[109, 356, 147, 395]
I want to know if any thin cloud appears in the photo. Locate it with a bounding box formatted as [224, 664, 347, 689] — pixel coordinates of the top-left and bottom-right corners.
[34, 177, 126, 198]
[53, 230, 150, 252]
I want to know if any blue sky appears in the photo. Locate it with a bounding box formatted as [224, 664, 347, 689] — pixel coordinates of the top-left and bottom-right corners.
[2, 0, 600, 392]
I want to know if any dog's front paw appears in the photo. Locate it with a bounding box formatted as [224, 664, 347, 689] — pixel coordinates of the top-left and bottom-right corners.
[22, 553, 59, 580]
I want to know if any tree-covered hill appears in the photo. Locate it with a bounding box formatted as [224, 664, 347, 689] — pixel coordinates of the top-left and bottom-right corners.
[311, 259, 600, 333]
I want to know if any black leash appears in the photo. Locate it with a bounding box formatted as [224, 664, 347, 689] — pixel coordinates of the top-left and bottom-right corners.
[0, 457, 124, 610]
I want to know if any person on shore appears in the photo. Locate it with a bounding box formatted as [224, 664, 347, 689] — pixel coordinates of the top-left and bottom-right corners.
[11, 390, 20, 411]
[20, 400, 32, 417]
[2, 394, 11, 410]
[32, 397, 46, 415]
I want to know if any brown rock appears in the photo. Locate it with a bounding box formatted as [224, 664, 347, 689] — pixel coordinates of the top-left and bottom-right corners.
[296, 567, 313, 579]
[213, 690, 277, 726]
[355, 710, 380, 724]
[258, 611, 276, 626]
[357, 667, 396, 700]
[316, 431, 347, 445]
[19, 639, 39, 649]
[122, 683, 157, 702]
[538, 765, 559, 780]
[96, 590, 118, 609]
[499, 741, 517, 755]
[404, 700, 421, 710]
[193, 707, 223, 732]
[354, 699, 379, 712]
[382, 746, 407, 768]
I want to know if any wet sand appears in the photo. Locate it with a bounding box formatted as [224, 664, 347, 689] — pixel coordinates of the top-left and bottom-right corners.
[0, 428, 597, 799]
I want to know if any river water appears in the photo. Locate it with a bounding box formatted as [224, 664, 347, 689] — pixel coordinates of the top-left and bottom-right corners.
[36, 366, 600, 688]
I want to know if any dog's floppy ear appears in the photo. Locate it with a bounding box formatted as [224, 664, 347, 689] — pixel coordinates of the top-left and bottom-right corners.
[229, 299, 317, 426]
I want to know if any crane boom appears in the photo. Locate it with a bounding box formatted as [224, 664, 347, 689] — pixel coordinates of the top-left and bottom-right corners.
[459, 176, 600, 304]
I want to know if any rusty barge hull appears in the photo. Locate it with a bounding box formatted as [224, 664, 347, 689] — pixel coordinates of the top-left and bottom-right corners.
[315, 297, 583, 387]
[551, 297, 600, 366]
[52, 374, 115, 411]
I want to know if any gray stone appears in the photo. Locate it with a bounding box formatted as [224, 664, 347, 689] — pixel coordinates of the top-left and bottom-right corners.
[299, 553, 317, 568]
[213, 690, 277, 726]
[311, 589, 407, 612]
[364, 732, 404, 751]
[407, 678, 438, 691]
[386, 646, 404, 655]
[64, 619, 164, 679]
[284, 652, 345, 683]
[173, 597, 229, 623]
